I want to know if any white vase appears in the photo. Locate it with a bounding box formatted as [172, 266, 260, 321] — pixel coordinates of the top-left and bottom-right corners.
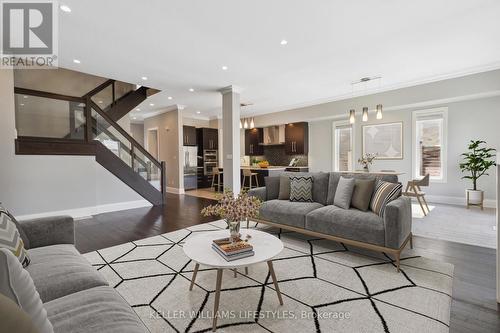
[466, 189, 483, 205]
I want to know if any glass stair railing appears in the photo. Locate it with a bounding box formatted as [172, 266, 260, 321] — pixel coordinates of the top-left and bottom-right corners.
[13, 84, 165, 205]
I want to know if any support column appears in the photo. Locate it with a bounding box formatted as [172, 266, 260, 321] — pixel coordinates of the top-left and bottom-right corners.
[219, 85, 241, 195]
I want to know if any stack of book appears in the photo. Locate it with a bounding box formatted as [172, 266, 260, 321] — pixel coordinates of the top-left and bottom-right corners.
[212, 237, 254, 261]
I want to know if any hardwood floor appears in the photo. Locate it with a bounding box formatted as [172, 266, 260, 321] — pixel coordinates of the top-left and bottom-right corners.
[75, 193, 499, 333]
[75, 193, 218, 253]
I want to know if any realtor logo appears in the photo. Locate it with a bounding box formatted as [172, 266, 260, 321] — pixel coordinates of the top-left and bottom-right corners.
[1, 0, 58, 68]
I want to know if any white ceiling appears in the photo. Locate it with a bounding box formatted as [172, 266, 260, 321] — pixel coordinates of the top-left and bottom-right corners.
[58, 0, 500, 120]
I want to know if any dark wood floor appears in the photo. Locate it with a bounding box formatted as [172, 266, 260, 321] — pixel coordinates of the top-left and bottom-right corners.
[75, 193, 499, 333]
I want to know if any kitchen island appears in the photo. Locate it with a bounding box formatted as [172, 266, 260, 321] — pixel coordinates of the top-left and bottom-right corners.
[213, 166, 309, 191]
[239, 166, 309, 188]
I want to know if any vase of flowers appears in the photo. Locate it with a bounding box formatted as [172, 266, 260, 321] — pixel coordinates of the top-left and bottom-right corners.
[358, 153, 377, 172]
[201, 190, 262, 242]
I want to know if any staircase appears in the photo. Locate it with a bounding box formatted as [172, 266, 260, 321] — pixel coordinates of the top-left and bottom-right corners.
[13, 81, 165, 206]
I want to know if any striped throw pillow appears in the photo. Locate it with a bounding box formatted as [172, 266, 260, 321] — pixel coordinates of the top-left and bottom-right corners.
[290, 176, 314, 202]
[0, 210, 30, 267]
[370, 180, 402, 217]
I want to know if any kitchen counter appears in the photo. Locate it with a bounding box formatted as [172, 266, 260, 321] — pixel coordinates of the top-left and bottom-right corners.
[240, 166, 309, 171]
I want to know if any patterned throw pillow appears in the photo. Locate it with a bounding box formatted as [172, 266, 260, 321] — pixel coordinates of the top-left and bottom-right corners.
[290, 176, 314, 202]
[0, 210, 30, 267]
[0, 205, 30, 248]
[370, 180, 402, 217]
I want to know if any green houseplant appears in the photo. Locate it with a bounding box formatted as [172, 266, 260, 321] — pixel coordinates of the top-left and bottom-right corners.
[459, 140, 496, 206]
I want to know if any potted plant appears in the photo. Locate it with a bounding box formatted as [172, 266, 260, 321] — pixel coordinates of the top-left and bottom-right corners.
[358, 153, 377, 172]
[459, 140, 496, 206]
[201, 190, 262, 241]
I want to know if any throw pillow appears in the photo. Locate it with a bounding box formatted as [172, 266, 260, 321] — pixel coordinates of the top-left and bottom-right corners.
[333, 176, 355, 209]
[264, 176, 280, 200]
[0, 209, 30, 267]
[278, 175, 291, 200]
[370, 180, 403, 217]
[0, 249, 54, 333]
[0, 293, 39, 333]
[0, 204, 30, 249]
[351, 178, 376, 211]
[289, 176, 314, 202]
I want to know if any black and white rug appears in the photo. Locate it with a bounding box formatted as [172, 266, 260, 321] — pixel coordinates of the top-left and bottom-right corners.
[84, 220, 454, 333]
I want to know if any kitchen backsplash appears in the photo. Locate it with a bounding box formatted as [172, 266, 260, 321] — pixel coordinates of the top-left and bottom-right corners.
[260, 145, 308, 166]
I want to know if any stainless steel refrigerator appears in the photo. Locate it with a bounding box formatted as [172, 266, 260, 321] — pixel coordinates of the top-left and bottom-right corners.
[183, 146, 198, 190]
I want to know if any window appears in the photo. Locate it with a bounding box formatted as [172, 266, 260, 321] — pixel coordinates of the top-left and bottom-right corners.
[333, 122, 353, 172]
[412, 108, 448, 182]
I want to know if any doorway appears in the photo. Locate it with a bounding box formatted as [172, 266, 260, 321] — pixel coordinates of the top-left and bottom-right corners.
[147, 128, 159, 159]
[146, 128, 160, 185]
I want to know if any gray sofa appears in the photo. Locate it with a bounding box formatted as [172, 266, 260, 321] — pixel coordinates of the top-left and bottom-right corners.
[5, 216, 147, 333]
[249, 172, 412, 269]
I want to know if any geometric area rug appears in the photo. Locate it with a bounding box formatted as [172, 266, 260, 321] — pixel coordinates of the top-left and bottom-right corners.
[83, 220, 454, 333]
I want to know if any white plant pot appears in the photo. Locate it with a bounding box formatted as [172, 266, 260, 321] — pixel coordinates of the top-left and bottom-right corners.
[466, 189, 483, 205]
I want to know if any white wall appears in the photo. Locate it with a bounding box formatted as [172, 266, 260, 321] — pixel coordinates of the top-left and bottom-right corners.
[0, 69, 148, 218]
[252, 69, 500, 203]
[144, 108, 183, 192]
[183, 117, 210, 128]
[130, 123, 145, 146]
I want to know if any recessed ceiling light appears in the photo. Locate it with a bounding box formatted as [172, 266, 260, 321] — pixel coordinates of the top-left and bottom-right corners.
[60, 5, 71, 12]
[136, 108, 141, 111]
[98, 100, 103, 104]
[167, 96, 173, 100]
[196, 111, 201, 114]
[20, 103, 24, 106]
[23, 95, 28, 99]
[132, 117, 137, 120]
[73, 59, 81, 64]
[149, 103, 154, 106]
[221, 66, 228, 71]
[141, 76, 148, 80]
[280, 39, 288, 45]
[189, 88, 194, 92]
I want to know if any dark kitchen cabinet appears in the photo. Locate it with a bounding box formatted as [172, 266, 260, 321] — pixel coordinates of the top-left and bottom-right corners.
[245, 128, 264, 156]
[285, 122, 308, 155]
[198, 128, 218, 150]
[183, 126, 197, 146]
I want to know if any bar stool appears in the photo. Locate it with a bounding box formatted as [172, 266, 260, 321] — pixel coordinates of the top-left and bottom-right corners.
[211, 167, 223, 192]
[241, 169, 259, 189]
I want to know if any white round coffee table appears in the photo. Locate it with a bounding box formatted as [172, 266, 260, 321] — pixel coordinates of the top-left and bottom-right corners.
[183, 228, 284, 331]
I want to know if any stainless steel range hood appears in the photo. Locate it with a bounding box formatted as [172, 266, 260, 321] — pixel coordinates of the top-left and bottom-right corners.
[260, 125, 285, 146]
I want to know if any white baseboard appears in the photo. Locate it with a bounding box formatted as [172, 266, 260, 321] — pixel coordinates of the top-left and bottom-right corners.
[166, 187, 184, 194]
[425, 194, 496, 209]
[16, 199, 153, 221]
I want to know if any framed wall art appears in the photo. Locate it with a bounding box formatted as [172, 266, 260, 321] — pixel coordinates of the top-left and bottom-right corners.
[362, 122, 403, 159]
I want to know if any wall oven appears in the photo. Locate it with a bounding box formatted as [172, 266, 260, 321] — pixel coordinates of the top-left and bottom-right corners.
[203, 149, 218, 175]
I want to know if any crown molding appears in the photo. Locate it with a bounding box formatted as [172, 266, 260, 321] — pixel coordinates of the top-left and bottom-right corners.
[246, 62, 500, 118]
[142, 104, 182, 119]
[307, 90, 500, 123]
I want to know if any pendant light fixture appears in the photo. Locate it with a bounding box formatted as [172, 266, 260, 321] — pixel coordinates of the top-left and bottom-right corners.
[349, 109, 356, 124]
[347, 76, 384, 123]
[362, 107, 368, 122]
[376, 104, 383, 119]
[250, 117, 255, 129]
[243, 118, 249, 129]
